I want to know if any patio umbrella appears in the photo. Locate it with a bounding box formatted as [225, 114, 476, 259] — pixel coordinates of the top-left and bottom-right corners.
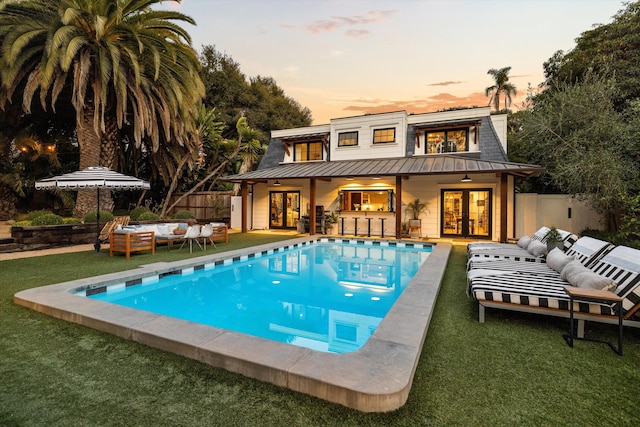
[35, 166, 151, 252]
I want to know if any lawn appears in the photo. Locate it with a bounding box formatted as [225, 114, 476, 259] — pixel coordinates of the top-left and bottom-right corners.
[1, 237, 639, 426]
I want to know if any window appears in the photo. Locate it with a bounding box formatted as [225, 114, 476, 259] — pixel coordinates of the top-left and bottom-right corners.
[294, 141, 323, 161]
[338, 131, 358, 147]
[339, 189, 394, 211]
[426, 129, 468, 154]
[373, 128, 395, 144]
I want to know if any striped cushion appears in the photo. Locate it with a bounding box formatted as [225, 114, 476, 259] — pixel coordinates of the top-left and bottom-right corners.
[471, 273, 615, 316]
[467, 237, 613, 274]
[470, 245, 640, 318]
[467, 226, 550, 253]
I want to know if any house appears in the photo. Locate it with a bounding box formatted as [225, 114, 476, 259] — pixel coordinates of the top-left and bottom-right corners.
[225, 106, 543, 241]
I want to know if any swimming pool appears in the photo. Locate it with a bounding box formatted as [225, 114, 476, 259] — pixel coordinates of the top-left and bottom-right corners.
[82, 240, 431, 354]
[14, 236, 451, 412]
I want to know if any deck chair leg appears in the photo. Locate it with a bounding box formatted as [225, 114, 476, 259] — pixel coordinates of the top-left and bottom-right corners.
[478, 305, 485, 323]
[577, 319, 585, 339]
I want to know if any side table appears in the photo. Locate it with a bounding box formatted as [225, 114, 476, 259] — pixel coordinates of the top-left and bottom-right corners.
[562, 285, 623, 355]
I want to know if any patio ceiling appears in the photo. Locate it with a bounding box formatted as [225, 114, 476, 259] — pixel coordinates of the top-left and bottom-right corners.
[223, 154, 544, 183]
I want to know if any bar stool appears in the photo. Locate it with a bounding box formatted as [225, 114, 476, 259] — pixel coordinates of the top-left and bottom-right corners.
[340, 217, 345, 236]
[379, 218, 386, 238]
[366, 218, 372, 237]
[352, 217, 359, 236]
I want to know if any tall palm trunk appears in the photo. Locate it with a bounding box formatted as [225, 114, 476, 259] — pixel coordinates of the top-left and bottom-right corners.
[74, 108, 106, 218]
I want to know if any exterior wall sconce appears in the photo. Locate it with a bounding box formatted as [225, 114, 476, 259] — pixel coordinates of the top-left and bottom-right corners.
[461, 174, 472, 182]
[273, 180, 281, 186]
[345, 177, 354, 181]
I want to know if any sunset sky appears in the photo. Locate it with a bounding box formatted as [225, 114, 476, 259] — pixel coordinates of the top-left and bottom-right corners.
[165, 0, 625, 125]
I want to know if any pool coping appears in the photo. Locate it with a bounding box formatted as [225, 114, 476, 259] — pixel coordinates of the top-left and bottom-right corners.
[14, 237, 451, 412]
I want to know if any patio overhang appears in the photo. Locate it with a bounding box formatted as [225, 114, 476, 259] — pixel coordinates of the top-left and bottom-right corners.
[222, 154, 544, 184]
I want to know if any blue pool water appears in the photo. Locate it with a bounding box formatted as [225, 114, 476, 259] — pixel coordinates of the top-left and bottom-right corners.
[86, 240, 432, 353]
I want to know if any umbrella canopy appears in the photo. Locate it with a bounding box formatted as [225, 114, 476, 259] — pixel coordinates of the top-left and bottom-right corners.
[35, 166, 150, 191]
[36, 166, 151, 252]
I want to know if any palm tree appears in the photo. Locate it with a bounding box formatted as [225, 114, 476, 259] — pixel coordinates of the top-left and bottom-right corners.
[485, 67, 517, 111]
[233, 117, 264, 196]
[0, 0, 204, 217]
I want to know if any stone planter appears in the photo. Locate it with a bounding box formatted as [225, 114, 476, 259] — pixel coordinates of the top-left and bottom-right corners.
[10, 224, 100, 251]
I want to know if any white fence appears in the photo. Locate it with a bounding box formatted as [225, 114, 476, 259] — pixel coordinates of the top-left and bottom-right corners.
[515, 194, 604, 238]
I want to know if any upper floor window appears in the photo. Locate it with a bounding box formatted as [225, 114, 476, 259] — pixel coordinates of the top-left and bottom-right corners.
[294, 141, 323, 161]
[426, 129, 468, 154]
[338, 131, 358, 147]
[373, 128, 396, 144]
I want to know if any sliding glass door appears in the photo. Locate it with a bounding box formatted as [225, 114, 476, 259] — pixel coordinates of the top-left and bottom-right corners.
[441, 189, 491, 238]
[270, 191, 300, 229]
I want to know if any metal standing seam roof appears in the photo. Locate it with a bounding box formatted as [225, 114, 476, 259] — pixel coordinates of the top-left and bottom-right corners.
[223, 154, 544, 182]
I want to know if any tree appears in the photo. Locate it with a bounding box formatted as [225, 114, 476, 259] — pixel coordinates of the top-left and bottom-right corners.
[485, 67, 517, 111]
[0, 0, 204, 217]
[198, 45, 313, 144]
[509, 71, 638, 230]
[542, 1, 640, 110]
[232, 119, 264, 196]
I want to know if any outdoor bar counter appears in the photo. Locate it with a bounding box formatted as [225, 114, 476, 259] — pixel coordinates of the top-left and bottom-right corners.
[337, 211, 395, 237]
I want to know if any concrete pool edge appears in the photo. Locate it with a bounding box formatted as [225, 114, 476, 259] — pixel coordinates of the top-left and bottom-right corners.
[13, 238, 451, 412]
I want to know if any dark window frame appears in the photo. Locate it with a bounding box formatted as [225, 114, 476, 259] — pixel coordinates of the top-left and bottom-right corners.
[293, 141, 324, 161]
[338, 131, 359, 147]
[425, 128, 469, 154]
[372, 128, 396, 144]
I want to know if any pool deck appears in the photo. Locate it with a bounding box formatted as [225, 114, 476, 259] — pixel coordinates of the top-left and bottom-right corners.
[14, 236, 451, 412]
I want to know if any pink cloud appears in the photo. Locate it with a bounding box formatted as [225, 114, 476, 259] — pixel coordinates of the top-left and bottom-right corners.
[427, 81, 465, 87]
[301, 9, 396, 35]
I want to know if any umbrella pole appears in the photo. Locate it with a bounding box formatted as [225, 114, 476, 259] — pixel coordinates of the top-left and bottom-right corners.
[94, 188, 101, 252]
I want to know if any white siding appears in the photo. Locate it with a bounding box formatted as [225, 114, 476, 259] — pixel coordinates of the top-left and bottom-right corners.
[331, 111, 407, 161]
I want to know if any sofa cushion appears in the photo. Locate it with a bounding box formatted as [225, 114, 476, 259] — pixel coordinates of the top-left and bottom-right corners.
[517, 235, 531, 249]
[527, 240, 547, 257]
[546, 248, 574, 273]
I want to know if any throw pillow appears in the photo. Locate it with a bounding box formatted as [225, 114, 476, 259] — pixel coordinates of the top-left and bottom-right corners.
[560, 260, 590, 282]
[546, 248, 574, 273]
[527, 240, 547, 257]
[571, 271, 617, 291]
[517, 235, 531, 249]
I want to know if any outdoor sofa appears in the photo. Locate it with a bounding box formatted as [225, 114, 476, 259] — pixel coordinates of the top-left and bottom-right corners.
[117, 222, 228, 249]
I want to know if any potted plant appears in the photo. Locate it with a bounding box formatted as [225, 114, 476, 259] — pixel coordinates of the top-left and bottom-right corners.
[324, 211, 338, 234]
[545, 226, 563, 251]
[406, 198, 429, 238]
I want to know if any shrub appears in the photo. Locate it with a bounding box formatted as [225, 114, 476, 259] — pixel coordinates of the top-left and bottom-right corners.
[24, 210, 52, 221]
[84, 211, 114, 223]
[11, 220, 32, 229]
[129, 206, 150, 220]
[138, 211, 160, 221]
[30, 213, 64, 226]
[172, 210, 196, 220]
[63, 217, 83, 224]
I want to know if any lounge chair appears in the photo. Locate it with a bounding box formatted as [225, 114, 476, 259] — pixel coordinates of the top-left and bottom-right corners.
[468, 245, 640, 336]
[467, 229, 578, 262]
[99, 215, 130, 242]
[467, 226, 550, 253]
[467, 236, 614, 276]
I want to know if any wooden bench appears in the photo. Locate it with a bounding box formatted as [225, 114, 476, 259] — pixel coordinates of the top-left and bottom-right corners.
[109, 231, 155, 259]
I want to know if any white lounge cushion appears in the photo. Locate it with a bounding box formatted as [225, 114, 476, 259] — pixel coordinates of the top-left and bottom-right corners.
[561, 260, 616, 291]
[527, 240, 547, 257]
[517, 235, 531, 249]
[546, 248, 574, 273]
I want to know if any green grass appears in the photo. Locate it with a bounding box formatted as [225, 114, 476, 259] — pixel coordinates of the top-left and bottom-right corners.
[1, 241, 639, 426]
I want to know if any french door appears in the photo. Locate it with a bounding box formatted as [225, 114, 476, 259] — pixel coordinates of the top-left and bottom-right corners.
[270, 191, 300, 229]
[441, 189, 491, 238]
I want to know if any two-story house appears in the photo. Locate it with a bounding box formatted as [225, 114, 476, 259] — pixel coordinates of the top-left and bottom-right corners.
[225, 106, 543, 241]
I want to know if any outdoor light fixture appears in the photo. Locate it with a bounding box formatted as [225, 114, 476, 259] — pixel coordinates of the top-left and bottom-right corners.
[345, 177, 354, 181]
[273, 180, 281, 186]
[461, 174, 472, 182]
